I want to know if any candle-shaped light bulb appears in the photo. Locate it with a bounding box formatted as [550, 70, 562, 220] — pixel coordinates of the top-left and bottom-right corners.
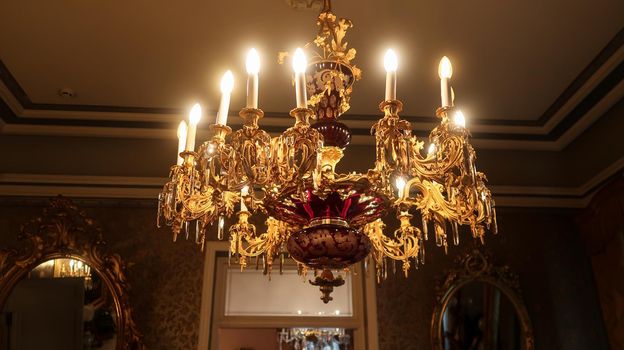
[220, 70, 234, 94]
[438, 56, 453, 79]
[384, 49, 398, 101]
[217, 70, 234, 125]
[395, 177, 406, 197]
[186, 103, 202, 151]
[293, 48, 308, 108]
[438, 56, 453, 107]
[293, 48, 307, 74]
[246, 48, 260, 109]
[246, 48, 260, 75]
[240, 185, 249, 212]
[454, 110, 466, 128]
[176, 121, 187, 165]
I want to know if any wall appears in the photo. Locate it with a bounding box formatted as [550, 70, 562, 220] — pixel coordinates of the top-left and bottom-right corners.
[0, 198, 204, 350]
[578, 175, 624, 349]
[376, 207, 610, 350]
[0, 198, 611, 350]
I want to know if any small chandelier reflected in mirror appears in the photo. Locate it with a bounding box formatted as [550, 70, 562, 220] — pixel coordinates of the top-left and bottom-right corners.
[157, 0, 497, 303]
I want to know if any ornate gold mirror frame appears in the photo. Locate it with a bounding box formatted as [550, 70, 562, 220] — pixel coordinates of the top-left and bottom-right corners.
[431, 248, 534, 350]
[0, 197, 143, 350]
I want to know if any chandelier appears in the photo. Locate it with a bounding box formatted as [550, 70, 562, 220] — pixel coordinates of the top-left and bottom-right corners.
[157, 0, 497, 303]
[278, 327, 351, 350]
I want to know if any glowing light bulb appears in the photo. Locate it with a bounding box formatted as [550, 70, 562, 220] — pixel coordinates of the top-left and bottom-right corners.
[395, 177, 406, 196]
[384, 49, 398, 100]
[334, 310, 341, 315]
[240, 185, 249, 211]
[438, 56, 453, 79]
[246, 48, 260, 75]
[220, 70, 234, 94]
[176, 121, 188, 164]
[395, 177, 406, 191]
[428, 143, 437, 155]
[293, 48, 308, 108]
[454, 110, 466, 128]
[246, 48, 260, 109]
[217, 71, 234, 125]
[297, 310, 303, 315]
[185, 104, 201, 151]
[189, 103, 202, 125]
[177, 121, 188, 140]
[384, 49, 398, 72]
[292, 48, 307, 74]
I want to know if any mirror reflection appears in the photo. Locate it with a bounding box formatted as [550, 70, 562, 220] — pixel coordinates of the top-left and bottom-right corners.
[441, 281, 521, 350]
[1, 258, 117, 350]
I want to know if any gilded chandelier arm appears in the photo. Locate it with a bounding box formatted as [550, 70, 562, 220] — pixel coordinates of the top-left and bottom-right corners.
[229, 108, 272, 188]
[363, 214, 423, 281]
[229, 215, 293, 274]
[268, 108, 323, 193]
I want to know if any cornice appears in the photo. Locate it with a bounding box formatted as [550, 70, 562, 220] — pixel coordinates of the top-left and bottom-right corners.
[0, 29, 622, 151]
[1, 157, 621, 208]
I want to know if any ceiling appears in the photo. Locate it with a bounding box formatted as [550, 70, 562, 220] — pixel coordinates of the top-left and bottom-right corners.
[0, 0, 623, 206]
[0, 0, 622, 120]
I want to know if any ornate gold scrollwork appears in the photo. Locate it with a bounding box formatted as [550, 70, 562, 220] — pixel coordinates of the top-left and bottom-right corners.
[0, 197, 144, 350]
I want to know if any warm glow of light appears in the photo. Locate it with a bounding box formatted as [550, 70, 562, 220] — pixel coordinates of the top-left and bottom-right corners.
[428, 143, 437, 155]
[395, 177, 406, 192]
[297, 310, 303, 315]
[384, 49, 398, 72]
[334, 310, 341, 315]
[189, 103, 202, 125]
[246, 48, 260, 74]
[177, 121, 188, 140]
[454, 110, 466, 127]
[438, 56, 453, 79]
[220, 70, 234, 94]
[292, 48, 307, 74]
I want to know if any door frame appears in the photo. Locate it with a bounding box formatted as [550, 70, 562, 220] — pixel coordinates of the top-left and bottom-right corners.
[197, 241, 379, 350]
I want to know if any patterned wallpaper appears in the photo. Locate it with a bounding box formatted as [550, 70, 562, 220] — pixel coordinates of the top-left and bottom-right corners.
[578, 176, 624, 350]
[0, 198, 204, 350]
[376, 208, 610, 350]
[0, 198, 612, 350]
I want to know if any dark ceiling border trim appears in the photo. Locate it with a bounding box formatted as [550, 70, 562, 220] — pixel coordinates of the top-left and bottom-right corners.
[0, 27, 622, 142]
[0, 168, 621, 208]
[1, 58, 623, 143]
[537, 27, 624, 125]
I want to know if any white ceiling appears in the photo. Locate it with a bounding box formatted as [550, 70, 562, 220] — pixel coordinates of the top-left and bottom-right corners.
[0, 0, 622, 121]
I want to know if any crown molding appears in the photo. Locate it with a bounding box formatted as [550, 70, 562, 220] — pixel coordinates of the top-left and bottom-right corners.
[1, 157, 621, 208]
[0, 29, 622, 151]
[2, 76, 621, 151]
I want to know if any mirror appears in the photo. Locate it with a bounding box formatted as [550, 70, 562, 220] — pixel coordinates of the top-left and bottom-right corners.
[0, 197, 143, 350]
[3, 258, 117, 349]
[440, 281, 521, 350]
[431, 249, 534, 350]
